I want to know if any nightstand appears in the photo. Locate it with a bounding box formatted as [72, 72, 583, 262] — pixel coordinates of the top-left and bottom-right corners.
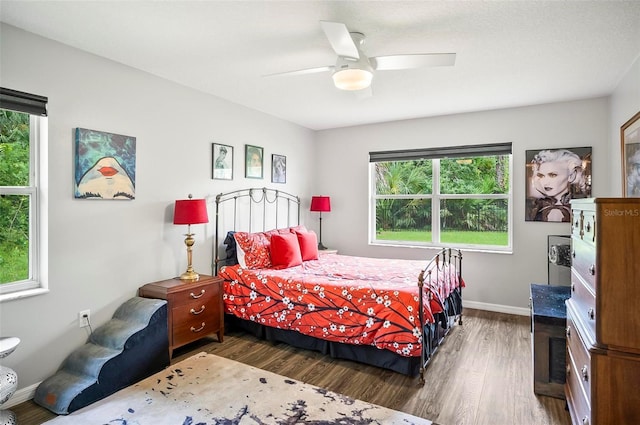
[318, 249, 338, 255]
[138, 275, 223, 358]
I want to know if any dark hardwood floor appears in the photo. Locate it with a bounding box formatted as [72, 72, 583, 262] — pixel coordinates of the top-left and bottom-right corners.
[12, 308, 571, 425]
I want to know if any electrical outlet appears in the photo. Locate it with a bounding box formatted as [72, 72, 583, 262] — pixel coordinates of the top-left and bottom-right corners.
[79, 309, 90, 328]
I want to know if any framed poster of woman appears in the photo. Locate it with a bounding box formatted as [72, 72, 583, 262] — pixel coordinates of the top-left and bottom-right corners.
[245, 145, 263, 179]
[212, 143, 233, 180]
[271, 154, 286, 183]
[525, 147, 592, 222]
[621, 111, 640, 197]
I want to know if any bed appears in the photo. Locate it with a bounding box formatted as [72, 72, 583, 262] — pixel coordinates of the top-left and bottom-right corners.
[212, 188, 464, 382]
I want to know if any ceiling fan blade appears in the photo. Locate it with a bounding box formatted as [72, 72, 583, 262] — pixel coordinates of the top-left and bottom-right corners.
[371, 53, 456, 71]
[320, 20, 359, 59]
[263, 66, 334, 77]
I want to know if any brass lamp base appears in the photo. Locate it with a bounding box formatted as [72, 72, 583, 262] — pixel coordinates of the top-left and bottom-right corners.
[180, 231, 200, 281]
[179, 269, 200, 281]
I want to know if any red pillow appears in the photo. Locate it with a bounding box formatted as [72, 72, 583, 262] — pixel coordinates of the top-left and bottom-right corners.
[275, 225, 307, 235]
[270, 233, 303, 269]
[296, 231, 319, 261]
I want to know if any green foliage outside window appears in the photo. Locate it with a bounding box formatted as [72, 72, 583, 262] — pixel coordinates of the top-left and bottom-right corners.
[374, 155, 511, 248]
[0, 109, 30, 283]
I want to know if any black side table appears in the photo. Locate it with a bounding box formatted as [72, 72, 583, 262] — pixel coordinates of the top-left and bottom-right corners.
[530, 283, 571, 399]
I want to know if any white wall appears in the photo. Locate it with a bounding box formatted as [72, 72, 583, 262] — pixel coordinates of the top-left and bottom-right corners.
[0, 24, 315, 391]
[609, 54, 640, 194]
[314, 98, 611, 313]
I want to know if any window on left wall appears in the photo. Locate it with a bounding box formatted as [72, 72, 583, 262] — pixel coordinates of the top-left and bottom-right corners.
[0, 88, 48, 301]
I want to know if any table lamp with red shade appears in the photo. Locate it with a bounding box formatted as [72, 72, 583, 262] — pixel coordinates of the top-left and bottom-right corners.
[173, 194, 209, 281]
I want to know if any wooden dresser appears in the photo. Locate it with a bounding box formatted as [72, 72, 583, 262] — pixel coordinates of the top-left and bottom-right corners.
[565, 198, 640, 425]
[139, 275, 223, 358]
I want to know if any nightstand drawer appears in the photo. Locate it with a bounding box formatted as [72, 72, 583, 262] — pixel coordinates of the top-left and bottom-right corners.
[172, 313, 218, 348]
[172, 301, 216, 323]
[171, 282, 218, 306]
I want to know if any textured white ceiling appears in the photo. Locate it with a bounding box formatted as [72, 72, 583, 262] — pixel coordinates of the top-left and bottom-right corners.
[2, 1, 640, 130]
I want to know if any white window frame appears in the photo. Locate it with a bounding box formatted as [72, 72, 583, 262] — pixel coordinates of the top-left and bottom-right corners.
[369, 154, 513, 253]
[0, 114, 48, 301]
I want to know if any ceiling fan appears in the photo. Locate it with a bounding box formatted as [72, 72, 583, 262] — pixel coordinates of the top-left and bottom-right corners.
[265, 21, 456, 91]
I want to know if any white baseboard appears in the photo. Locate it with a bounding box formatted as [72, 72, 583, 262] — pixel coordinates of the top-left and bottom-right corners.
[463, 300, 529, 316]
[2, 382, 39, 408]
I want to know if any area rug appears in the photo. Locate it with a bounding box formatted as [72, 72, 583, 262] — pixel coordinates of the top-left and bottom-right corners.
[43, 351, 432, 424]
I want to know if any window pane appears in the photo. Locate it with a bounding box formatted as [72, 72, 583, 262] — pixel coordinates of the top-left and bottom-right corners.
[0, 109, 31, 186]
[375, 198, 432, 242]
[440, 199, 509, 246]
[375, 160, 432, 195]
[440, 155, 510, 195]
[0, 194, 30, 284]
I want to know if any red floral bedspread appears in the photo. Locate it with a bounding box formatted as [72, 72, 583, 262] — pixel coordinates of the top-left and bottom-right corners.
[218, 254, 464, 357]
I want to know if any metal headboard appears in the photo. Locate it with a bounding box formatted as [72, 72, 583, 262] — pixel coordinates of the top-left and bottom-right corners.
[213, 187, 301, 274]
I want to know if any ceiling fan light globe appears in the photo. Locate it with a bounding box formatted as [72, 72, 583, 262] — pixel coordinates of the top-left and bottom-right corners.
[332, 68, 373, 91]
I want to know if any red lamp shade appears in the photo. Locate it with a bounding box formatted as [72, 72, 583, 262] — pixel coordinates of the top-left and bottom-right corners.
[173, 198, 209, 225]
[310, 196, 331, 212]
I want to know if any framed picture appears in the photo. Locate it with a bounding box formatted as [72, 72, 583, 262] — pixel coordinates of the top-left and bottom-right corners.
[621, 111, 640, 197]
[245, 145, 263, 179]
[271, 154, 286, 183]
[525, 146, 592, 222]
[74, 128, 136, 200]
[212, 143, 233, 180]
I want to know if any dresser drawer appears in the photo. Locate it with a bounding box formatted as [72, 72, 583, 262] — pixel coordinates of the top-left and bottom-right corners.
[571, 207, 596, 245]
[565, 352, 591, 425]
[571, 237, 596, 292]
[566, 305, 592, 403]
[570, 271, 596, 339]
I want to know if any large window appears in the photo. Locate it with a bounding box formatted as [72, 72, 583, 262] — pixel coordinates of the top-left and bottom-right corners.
[0, 88, 48, 299]
[370, 143, 512, 251]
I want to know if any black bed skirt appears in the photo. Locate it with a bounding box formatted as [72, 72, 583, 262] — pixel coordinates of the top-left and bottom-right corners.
[225, 287, 463, 377]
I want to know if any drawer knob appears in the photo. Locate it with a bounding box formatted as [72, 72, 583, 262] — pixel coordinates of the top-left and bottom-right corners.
[190, 322, 206, 333]
[190, 305, 206, 315]
[190, 289, 206, 299]
[571, 283, 575, 292]
[582, 416, 589, 425]
[581, 365, 589, 381]
[589, 264, 595, 275]
[588, 308, 595, 320]
[585, 222, 591, 232]
[566, 364, 571, 375]
[566, 326, 571, 338]
[572, 250, 576, 258]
